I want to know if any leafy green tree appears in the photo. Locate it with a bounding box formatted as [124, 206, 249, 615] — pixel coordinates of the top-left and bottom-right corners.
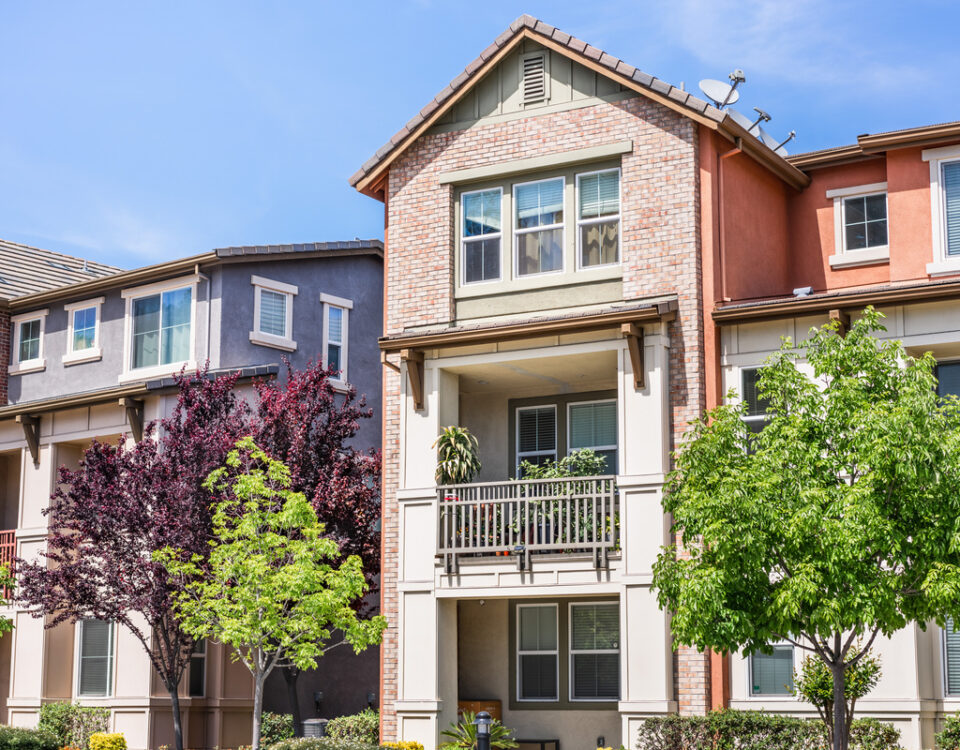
[794, 650, 881, 747]
[156, 438, 386, 750]
[652, 308, 960, 750]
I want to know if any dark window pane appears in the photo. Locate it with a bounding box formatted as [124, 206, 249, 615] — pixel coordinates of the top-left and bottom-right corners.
[519, 654, 557, 700]
[741, 369, 770, 417]
[327, 343, 341, 374]
[867, 220, 888, 247]
[865, 193, 886, 221]
[464, 238, 500, 283]
[518, 407, 556, 453]
[845, 222, 867, 250]
[189, 655, 205, 696]
[938, 363, 960, 398]
[572, 653, 620, 699]
[845, 196, 866, 223]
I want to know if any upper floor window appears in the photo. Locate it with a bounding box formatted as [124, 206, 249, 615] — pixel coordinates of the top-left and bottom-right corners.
[121, 275, 197, 380]
[515, 177, 564, 276]
[77, 619, 115, 697]
[938, 361, 960, 399]
[516, 405, 557, 470]
[577, 169, 620, 268]
[922, 144, 960, 275]
[462, 188, 502, 284]
[250, 276, 298, 352]
[9, 309, 48, 375]
[321, 293, 352, 385]
[568, 399, 617, 473]
[63, 297, 104, 365]
[826, 182, 889, 269]
[749, 643, 794, 696]
[741, 367, 770, 435]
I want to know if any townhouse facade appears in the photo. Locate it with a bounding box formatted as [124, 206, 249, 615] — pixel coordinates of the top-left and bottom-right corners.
[351, 14, 960, 750]
[0, 239, 383, 749]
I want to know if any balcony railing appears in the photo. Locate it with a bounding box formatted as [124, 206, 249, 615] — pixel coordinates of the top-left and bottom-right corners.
[0, 530, 14, 599]
[437, 476, 619, 573]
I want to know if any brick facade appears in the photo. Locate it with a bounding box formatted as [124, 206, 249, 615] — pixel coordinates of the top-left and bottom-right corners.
[379, 93, 710, 738]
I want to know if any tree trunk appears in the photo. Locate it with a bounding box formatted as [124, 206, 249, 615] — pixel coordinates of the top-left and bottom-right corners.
[166, 680, 185, 750]
[283, 667, 304, 737]
[832, 660, 847, 750]
[253, 674, 265, 750]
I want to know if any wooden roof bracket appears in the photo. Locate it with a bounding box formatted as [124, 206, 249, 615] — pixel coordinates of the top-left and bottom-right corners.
[119, 398, 145, 442]
[829, 308, 850, 336]
[381, 350, 401, 374]
[16, 415, 40, 467]
[401, 349, 425, 411]
[621, 322, 645, 389]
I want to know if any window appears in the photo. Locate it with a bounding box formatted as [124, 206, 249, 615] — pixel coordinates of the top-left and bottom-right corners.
[741, 367, 770, 434]
[923, 145, 960, 274]
[130, 288, 192, 370]
[517, 604, 558, 701]
[826, 183, 889, 269]
[321, 293, 352, 384]
[250, 276, 298, 351]
[945, 618, 960, 695]
[462, 188, 502, 284]
[516, 405, 557, 471]
[515, 178, 564, 276]
[189, 639, 206, 697]
[77, 619, 115, 697]
[938, 362, 960, 399]
[943, 161, 960, 257]
[568, 400, 617, 473]
[63, 297, 104, 364]
[577, 169, 620, 268]
[569, 603, 619, 701]
[749, 644, 794, 696]
[10, 310, 48, 374]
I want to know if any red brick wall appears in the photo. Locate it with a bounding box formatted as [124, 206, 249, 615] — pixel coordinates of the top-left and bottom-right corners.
[0, 309, 9, 404]
[379, 94, 708, 739]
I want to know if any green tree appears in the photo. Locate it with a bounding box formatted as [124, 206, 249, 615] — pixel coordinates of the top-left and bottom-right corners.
[156, 438, 386, 750]
[652, 308, 960, 750]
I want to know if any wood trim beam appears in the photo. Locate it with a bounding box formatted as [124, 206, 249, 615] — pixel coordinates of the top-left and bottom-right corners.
[401, 349, 425, 411]
[16, 416, 40, 467]
[829, 308, 850, 336]
[621, 322, 644, 389]
[119, 398, 145, 442]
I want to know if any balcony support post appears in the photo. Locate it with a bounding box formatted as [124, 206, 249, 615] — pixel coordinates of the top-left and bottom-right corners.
[621, 322, 645, 389]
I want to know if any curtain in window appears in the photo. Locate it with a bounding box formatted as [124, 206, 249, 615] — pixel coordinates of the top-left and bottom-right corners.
[18, 320, 40, 362]
[945, 162, 960, 257]
[259, 290, 287, 337]
[516, 179, 563, 228]
[750, 645, 794, 695]
[79, 619, 114, 696]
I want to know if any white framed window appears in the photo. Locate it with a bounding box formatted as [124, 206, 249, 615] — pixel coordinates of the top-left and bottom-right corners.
[120, 275, 198, 382]
[63, 297, 104, 365]
[569, 602, 620, 701]
[76, 619, 115, 698]
[516, 405, 557, 472]
[189, 639, 206, 697]
[568, 399, 617, 474]
[944, 618, 960, 696]
[321, 293, 352, 385]
[576, 168, 620, 269]
[924, 144, 960, 275]
[517, 603, 559, 701]
[514, 177, 564, 277]
[249, 276, 298, 351]
[9, 309, 49, 375]
[827, 183, 889, 269]
[740, 367, 770, 435]
[749, 643, 795, 696]
[461, 188, 502, 285]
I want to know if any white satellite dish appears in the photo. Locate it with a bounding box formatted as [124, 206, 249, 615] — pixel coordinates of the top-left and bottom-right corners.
[757, 126, 780, 151]
[699, 69, 745, 109]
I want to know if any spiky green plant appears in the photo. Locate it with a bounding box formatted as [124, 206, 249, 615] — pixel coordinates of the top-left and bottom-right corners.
[439, 711, 517, 750]
[434, 426, 481, 486]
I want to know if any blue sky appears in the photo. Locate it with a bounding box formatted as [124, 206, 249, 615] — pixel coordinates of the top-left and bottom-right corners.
[1, 0, 958, 268]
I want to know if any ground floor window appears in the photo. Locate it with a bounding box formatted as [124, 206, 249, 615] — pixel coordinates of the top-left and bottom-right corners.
[77, 619, 115, 697]
[189, 639, 206, 697]
[749, 643, 794, 695]
[569, 602, 619, 700]
[517, 604, 558, 701]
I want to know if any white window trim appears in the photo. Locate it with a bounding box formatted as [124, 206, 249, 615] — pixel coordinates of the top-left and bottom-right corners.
[567, 398, 618, 472]
[826, 182, 889, 269]
[515, 404, 558, 471]
[747, 642, 796, 698]
[461, 187, 504, 286]
[9, 309, 49, 375]
[516, 603, 559, 703]
[321, 293, 352, 386]
[513, 176, 566, 279]
[249, 275, 298, 352]
[119, 274, 199, 383]
[924, 144, 960, 276]
[63, 297, 105, 365]
[568, 601, 620, 702]
[575, 168, 621, 271]
[74, 619, 116, 699]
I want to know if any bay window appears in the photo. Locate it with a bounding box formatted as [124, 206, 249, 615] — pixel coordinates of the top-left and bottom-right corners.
[514, 177, 564, 276]
[121, 276, 197, 380]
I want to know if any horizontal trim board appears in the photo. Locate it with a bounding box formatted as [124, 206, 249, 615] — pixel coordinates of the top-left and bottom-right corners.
[438, 141, 633, 185]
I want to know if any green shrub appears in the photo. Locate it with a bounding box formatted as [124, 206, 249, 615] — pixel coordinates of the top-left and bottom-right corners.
[268, 739, 377, 750]
[88, 733, 125, 750]
[37, 703, 110, 750]
[0, 725, 59, 750]
[636, 710, 902, 750]
[325, 710, 379, 744]
[938, 713, 960, 750]
[260, 713, 295, 747]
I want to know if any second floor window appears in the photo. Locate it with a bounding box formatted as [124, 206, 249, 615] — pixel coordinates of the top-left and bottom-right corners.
[943, 161, 960, 257]
[517, 405, 557, 470]
[515, 177, 564, 276]
[568, 400, 617, 473]
[321, 293, 352, 384]
[741, 367, 770, 434]
[18, 319, 41, 364]
[250, 276, 298, 351]
[462, 188, 502, 284]
[842, 192, 887, 252]
[189, 639, 206, 697]
[132, 287, 192, 369]
[577, 169, 620, 268]
[72, 307, 97, 351]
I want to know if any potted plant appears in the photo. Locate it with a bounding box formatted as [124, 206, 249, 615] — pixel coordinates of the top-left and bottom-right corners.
[434, 425, 481, 486]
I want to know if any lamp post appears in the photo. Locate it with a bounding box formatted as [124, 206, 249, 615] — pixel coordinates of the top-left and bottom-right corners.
[474, 711, 492, 750]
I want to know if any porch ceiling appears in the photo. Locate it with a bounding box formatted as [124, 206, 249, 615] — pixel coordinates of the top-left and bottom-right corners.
[447, 349, 618, 394]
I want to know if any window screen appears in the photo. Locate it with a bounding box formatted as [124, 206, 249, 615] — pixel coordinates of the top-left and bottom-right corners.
[750, 645, 794, 695]
[938, 362, 960, 399]
[570, 603, 619, 700]
[259, 290, 287, 337]
[518, 605, 558, 700]
[78, 619, 114, 696]
[515, 178, 564, 276]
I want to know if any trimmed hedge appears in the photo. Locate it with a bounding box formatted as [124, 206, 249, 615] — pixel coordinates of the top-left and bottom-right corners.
[260, 713, 295, 747]
[88, 733, 126, 750]
[37, 702, 109, 750]
[636, 710, 903, 750]
[268, 739, 377, 750]
[326, 711, 379, 745]
[0, 726, 58, 750]
[938, 712, 960, 749]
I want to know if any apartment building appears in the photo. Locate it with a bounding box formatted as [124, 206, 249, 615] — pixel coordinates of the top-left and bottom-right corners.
[0, 239, 383, 749]
[351, 14, 960, 750]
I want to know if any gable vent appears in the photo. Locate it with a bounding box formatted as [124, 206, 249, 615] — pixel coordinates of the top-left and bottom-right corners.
[522, 53, 547, 105]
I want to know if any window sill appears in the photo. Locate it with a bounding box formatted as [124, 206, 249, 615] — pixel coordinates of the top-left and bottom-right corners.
[62, 348, 102, 366]
[8, 360, 46, 376]
[828, 246, 889, 269]
[456, 263, 622, 300]
[249, 331, 297, 352]
[927, 258, 960, 277]
[118, 361, 197, 383]
[330, 378, 351, 394]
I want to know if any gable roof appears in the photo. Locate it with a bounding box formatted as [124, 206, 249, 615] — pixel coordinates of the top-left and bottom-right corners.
[0, 238, 121, 301]
[349, 14, 809, 197]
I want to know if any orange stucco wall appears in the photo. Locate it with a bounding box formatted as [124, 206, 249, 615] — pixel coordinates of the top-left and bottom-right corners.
[887, 147, 934, 282]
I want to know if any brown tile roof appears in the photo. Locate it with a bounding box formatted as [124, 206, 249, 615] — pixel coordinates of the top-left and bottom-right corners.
[788, 120, 960, 169]
[349, 15, 808, 193]
[0, 238, 121, 301]
[215, 239, 383, 258]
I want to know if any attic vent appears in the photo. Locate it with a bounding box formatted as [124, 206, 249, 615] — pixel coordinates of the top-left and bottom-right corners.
[522, 53, 548, 105]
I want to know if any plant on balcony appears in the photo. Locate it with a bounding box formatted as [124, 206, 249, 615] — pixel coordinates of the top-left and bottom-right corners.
[439, 711, 517, 750]
[434, 426, 482, 485]
[516, 447, 608, 479]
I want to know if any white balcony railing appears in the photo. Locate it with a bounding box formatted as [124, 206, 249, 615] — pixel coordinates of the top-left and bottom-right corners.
[437, 476, 618, 573]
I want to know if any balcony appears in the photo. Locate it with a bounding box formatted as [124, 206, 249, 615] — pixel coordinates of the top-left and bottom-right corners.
[437, 475, 618, 573]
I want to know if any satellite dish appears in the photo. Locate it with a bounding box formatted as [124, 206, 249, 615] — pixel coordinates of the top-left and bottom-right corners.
[775, 130, 797, 157]
[757, 126, 780, 151]
[699, 79, 740, 108]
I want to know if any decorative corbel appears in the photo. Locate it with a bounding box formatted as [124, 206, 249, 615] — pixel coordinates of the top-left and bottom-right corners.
[119, 398, 145, 442]
[621, 322, 645, 389]
[16, 415, 40, 467]
[400, 349, 425, 411]
[380, 350, 401, 374]
[829, 308, 850, 336]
